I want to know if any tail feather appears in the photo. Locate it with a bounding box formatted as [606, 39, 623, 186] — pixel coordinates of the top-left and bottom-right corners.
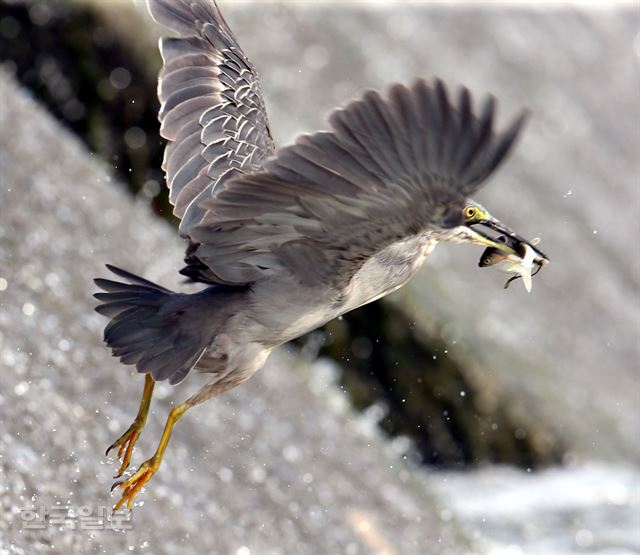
[93, 265, 212, 385]
[103, 263, 172, 290]
[94, 278, 162, 294]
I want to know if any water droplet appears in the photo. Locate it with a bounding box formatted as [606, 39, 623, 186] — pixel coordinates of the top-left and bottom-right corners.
[14, 381, 29, 396]
[22, 303, 35, 316]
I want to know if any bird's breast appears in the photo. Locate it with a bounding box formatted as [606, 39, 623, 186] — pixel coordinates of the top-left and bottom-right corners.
[337, 234, 438, 313]
[246, 234, 438, 346]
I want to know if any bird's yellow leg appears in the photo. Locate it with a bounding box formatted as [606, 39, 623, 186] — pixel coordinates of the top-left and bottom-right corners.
[111, 402, 188, 512]
[106, 374, 155, 478]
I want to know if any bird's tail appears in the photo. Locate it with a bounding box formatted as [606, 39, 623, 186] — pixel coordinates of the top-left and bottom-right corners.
[94, 264, 213, 385]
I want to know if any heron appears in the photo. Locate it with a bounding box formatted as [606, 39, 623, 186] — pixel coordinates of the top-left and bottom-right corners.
[95, 0, 548, 511]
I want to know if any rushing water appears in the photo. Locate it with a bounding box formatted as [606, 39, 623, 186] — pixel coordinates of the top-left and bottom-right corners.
[429, 463, 640, 554]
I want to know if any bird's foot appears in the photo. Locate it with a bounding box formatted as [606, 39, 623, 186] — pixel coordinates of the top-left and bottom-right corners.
[106, 420, 143, 478]
[109, 399, 186, 513]
[111, 456, 160, 512]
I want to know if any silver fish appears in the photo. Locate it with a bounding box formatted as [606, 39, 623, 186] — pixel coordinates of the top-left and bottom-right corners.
[479, 237, 547, 292]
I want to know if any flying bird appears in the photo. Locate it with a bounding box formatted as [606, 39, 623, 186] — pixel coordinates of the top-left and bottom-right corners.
[95, 0, 547, 511]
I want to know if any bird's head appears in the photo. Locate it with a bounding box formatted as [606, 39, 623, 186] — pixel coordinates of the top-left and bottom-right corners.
[452, 200, 549, 267]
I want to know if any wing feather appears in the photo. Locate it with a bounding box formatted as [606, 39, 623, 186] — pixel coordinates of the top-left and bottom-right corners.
[188, 79, 527, 287]
[147, 0, 275, 231]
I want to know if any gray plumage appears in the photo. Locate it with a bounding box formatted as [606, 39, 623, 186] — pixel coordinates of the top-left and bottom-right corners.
[95, 264, 246, 385]
[95, 0, 527, 404]
[151, 0, 274, 232]
[190, 81, 526, 287]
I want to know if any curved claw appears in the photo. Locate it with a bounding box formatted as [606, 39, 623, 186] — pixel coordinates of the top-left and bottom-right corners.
[106, 424, 142, 478]
[111, 458, 159, 512]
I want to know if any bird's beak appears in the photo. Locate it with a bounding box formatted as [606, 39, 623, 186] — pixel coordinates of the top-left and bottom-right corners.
[466, 217, 550, 266]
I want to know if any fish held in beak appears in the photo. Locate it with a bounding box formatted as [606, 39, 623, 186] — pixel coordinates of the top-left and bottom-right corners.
[479, 236, 547, 292]
[461, 203, 549, 292]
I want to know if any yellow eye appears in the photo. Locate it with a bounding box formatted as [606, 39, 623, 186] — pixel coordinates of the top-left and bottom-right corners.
[464, 206, 477, 220]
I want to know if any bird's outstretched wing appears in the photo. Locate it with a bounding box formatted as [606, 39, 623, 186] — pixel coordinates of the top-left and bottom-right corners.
[147, 0, 275, 234]
[188, 79, 527, 287]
